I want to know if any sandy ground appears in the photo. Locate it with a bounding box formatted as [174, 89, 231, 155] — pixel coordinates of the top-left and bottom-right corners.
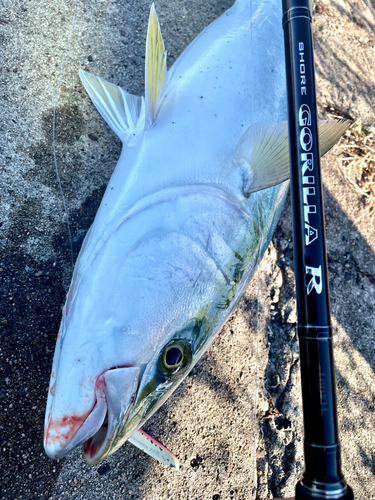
[0, 0, 374, 499]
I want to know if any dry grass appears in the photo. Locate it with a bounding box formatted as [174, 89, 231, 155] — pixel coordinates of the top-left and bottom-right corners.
[336, 120, 375, 222]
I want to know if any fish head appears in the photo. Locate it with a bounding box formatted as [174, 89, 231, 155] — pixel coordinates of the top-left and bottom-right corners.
[44, 294, 205, 465]
[44, 227, 216, 465]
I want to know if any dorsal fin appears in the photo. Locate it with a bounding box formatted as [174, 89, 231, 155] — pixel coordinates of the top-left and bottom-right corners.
[145, 3, 167, 125]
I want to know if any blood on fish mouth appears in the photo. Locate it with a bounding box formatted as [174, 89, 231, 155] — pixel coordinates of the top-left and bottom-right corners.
[44, 365, 140, 462]
[44, 376, 107, 459]
[44, 410, 92, 449]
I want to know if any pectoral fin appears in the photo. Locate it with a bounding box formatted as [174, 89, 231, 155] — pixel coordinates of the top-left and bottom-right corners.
[234, 119, 350, 196]
[128, 429, 181, 470]
[79, 70, 145, 144]
[318, 119, 351, 156]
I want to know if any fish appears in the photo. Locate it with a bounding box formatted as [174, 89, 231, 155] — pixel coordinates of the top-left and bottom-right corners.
[44, 0, 348, 467]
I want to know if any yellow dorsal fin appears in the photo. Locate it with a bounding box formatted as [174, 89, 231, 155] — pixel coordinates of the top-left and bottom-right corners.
[145, 3, 167, 125]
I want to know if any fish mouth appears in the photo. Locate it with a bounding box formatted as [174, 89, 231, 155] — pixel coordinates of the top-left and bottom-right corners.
[44, 366, 140, 464]
[83, 366, 140, 464]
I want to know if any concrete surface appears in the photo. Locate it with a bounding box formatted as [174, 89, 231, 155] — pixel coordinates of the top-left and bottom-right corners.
[0, 0, 374, 499]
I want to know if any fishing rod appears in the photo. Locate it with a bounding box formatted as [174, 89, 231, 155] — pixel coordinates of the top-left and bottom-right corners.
[281, 0, 354, 498]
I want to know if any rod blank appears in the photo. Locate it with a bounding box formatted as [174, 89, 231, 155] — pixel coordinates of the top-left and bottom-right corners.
[281, 0, 353, 498]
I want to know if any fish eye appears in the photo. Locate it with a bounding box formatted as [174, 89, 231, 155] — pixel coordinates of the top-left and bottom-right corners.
[164, 346, 183, 368]
[159, 339, 191, 377]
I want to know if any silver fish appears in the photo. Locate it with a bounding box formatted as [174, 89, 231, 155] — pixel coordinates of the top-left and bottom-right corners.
[44, 0, 348, 466]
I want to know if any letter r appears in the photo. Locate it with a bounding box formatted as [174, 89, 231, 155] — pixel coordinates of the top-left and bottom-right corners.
[305, 265, 322, 294]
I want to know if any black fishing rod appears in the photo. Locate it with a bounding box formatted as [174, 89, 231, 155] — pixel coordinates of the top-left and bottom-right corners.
[281, 0, 354, 499]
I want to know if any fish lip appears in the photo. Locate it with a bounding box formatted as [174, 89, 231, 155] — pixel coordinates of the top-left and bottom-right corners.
[82, 366, 141, 465]
[44, 366, 140, 462]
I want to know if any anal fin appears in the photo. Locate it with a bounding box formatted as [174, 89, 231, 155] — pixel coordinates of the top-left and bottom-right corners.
[128, 429, 181, 470]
